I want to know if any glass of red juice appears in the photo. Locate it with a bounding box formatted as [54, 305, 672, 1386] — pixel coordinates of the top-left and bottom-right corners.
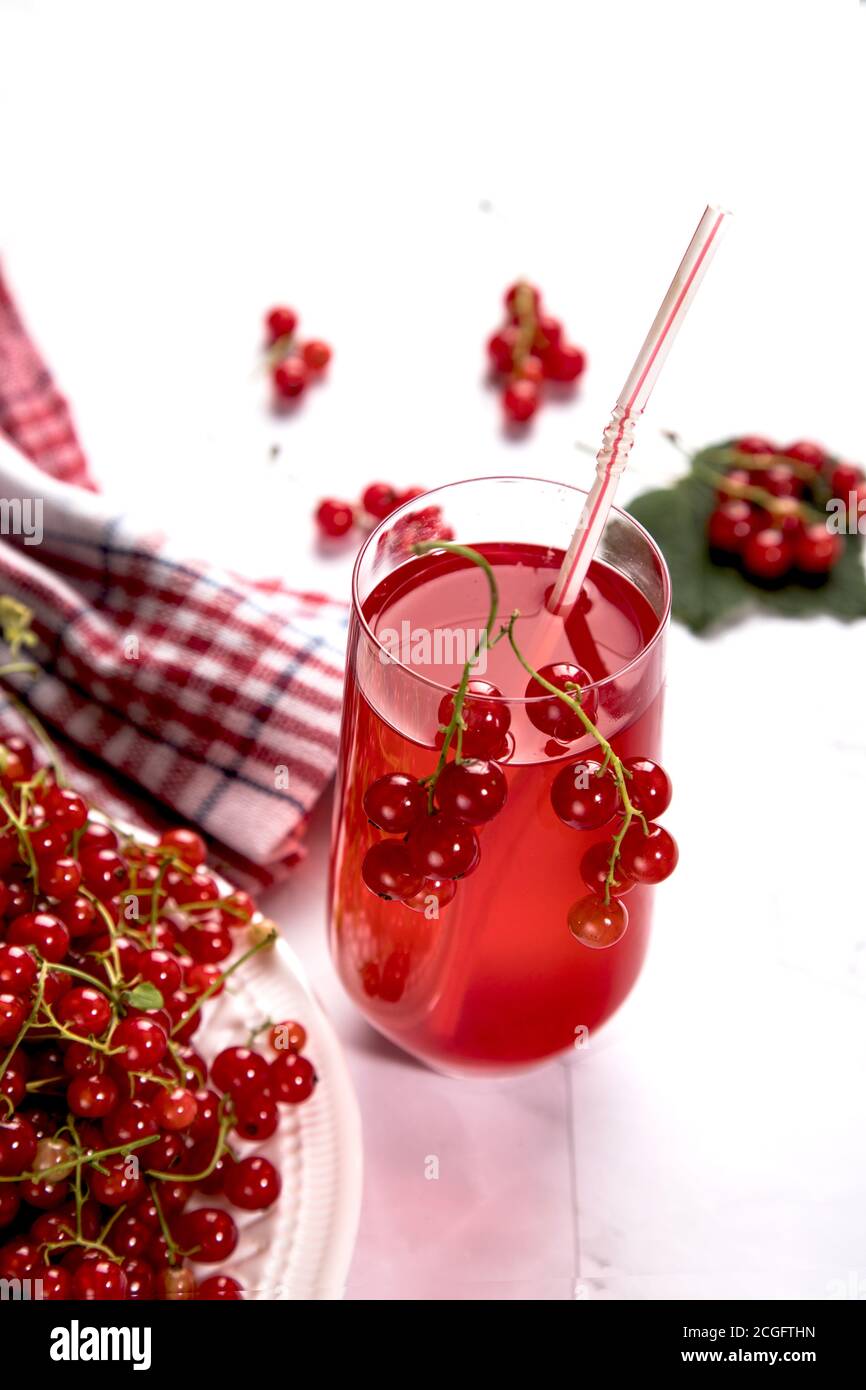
[328, 477, 670, 1076]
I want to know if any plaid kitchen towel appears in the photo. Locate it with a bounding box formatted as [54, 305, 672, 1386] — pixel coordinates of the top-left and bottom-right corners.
[0, 267, 347, 888]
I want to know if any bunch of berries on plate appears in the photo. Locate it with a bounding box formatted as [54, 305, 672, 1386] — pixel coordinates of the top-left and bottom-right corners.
[0, 732, 316, 1300]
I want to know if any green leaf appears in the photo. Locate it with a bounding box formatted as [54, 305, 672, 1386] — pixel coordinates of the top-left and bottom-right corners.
[122, 982, 164, 1011]
[626, 443, 866, 634]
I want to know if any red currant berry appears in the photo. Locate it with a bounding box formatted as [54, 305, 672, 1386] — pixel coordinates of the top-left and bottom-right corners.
[0, 1116, 37, 1176]
[707, 500, 762, 554]
[31, 825, 69, 861]
[771, 497, 806, 541]
[534, 314, 562, 351]
[159, 827, 207, 867]
[579, 840, 634, 897]
[1, 734, 34, 780]
[78, 822, 119, 854]
[211, 1046, 269, 1099]
[402, 874, 457, 914]
[80, 848, 130, 897]
[184, 924, 232, 966]
[153, 1087, 199, 1132]
[543, 343, 586, 383]
[524, 662, 597, 740]
[87, 1154, 145, 1207]
[302, 339, 332, 371]
[269, 1051, 317, 1104]
[265, 305, 297, 342]
[736, 436, 776, 455]
[363, 773, 427, 833]
[435, 758, 507, 824]
[438, 679, 510, 759]
[109, 1214, 153, 1259]
[516, 354, 544, 384]
[187, 1089, 221, 1142]
[762, 463, 802, 499]
[234, 1093, 279, 1142]
[43, 787, 88, 831]
[830, 462, 861, 499]
[315, 498, 354, 538]
[7, 911, 70, 963]
[622, 757, 672, 818]
[179, 1207, 238, 1263]
[503, 379, 539, 424]
[567, 894, 629, 948]
[361, 840, 423, 900]
[550, 760, 618, 831]
[361, 482, 397, 520]
[224, 1154, 281, 1210]
[67, 1072, 119, 1118]
[618, 822, 679, 884]
[741, 527, 794, 581]
[112, 1016, 168, 1072]
[73, 1257, 128, 1300]
[0, 1052, 28, 1107]
[407, 813, 480, 880]
[198, 1274, 243, 1300]
[139, 947, 182, 996]
[102, 1098, 158, 1147]
[0, 992, 26, 1043]
[122, 1257, 156, 1300]
[487, 325, 519, 373]
[782, 440, 826, 470]
[57, 894, 97, 938]
[0, 944, 38, 995]
[796, 523, 843, 574]
[273, 356, 307, 399]
[39, 856, 82, 900]
[269, 1019, 307, 1054]
[56, 985, 112, 1037]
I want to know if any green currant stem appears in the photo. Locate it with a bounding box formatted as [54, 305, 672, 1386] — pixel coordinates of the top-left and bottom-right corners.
[80, 888, 123, 987]
[694, 461, 824, 524]
[0, 1130, 160, 1185]
[502, 612, 647, 904]
[147, 1109, 233, 1183]
[0, 789, 39, 890]
[412, 540, 500, 810]
[511, 281, 538, 371]
[0, 959, 47, 1088]
[169, 929, 277, 1038]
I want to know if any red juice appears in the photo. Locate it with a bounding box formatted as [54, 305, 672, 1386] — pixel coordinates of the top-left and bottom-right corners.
[329, 539, 666, 1075]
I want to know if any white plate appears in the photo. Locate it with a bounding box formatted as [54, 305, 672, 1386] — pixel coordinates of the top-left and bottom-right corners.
[190, 934, 363, 1299]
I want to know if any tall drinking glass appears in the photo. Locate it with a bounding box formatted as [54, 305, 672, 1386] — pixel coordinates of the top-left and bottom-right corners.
[328, 477, 670, 1076]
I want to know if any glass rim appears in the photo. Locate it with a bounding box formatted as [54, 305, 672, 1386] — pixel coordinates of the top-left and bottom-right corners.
[350, 474, 672, 705]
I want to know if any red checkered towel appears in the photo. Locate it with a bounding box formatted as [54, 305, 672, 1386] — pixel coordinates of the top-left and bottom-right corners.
[0, 268, 347, 888]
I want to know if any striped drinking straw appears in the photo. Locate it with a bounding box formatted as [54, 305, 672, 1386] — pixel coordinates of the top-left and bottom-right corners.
[547, 204, 731, 617]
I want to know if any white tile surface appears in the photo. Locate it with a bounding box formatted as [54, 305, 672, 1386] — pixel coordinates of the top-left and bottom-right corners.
[2, 0, 865, 1300]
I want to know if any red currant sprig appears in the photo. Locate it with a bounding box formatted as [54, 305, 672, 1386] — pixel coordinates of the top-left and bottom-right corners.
[264, 305, 332, 407]
[704, 437, 855, 582]
[360, 546, 508, 917]
[488, 282, 587, 426]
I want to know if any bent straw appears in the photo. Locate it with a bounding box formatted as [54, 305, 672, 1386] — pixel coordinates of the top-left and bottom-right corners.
[547, 204, 730, 617]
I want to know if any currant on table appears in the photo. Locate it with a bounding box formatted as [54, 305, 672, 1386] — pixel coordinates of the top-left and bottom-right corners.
[264, 304, 332, 406]
[487, 282, 587, 426]
[0, 716, 319, 1300]
[359, 541, 677, 952]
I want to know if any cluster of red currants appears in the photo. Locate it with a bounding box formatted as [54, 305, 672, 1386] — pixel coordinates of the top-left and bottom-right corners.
[487, 281, 587, 425]
[707, 437, 858, 581]
[265, 305, 332, 404]
[360, 679, 511, 914]
[315, 480, 428, 541]
[0, 732, 316, 1300]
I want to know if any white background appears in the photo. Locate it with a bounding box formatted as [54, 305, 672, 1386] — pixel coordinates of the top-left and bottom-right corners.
[2, 0, 865, 1299]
